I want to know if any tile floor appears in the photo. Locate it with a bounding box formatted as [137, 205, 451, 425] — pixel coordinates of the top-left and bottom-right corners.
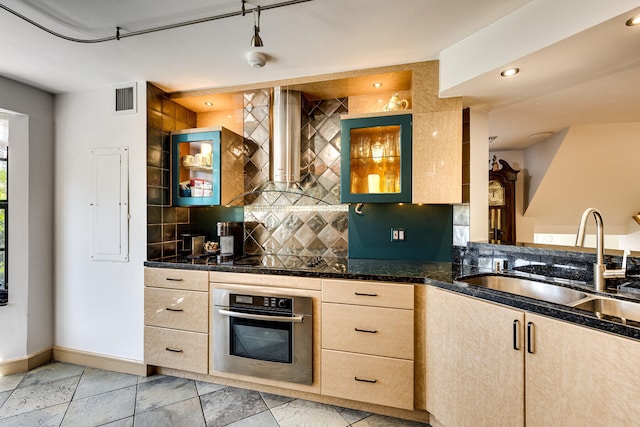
[0, 362, 430, 427]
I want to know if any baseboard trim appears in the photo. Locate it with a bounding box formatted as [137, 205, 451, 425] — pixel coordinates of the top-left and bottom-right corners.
[53, 346, 149, 377]
[0, 347, 53, 376]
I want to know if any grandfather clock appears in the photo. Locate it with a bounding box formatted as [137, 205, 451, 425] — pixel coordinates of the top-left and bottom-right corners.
[489, 158, 519, 244]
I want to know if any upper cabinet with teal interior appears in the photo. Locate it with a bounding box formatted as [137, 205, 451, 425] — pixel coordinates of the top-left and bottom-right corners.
[340, 113, 412, 203]
[171, 127, 244, 207]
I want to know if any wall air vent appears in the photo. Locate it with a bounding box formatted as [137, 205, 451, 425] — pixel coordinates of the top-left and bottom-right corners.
[114, 83, 137, 114]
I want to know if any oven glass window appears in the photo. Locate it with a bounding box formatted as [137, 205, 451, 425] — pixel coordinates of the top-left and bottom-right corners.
[230, 317, 292, 364]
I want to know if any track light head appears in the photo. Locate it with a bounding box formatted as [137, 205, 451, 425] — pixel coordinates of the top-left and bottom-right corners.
[251, 25, 263, 47]
[250, 6, 264, 47]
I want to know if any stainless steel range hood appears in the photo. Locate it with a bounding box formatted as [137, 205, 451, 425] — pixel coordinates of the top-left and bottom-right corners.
[226, 86, 338, 206]
[271, 87, 301, 184]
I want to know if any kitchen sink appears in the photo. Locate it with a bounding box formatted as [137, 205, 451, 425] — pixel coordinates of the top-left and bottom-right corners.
[570, 297, 640, 326]
[458, 274, 589, 305]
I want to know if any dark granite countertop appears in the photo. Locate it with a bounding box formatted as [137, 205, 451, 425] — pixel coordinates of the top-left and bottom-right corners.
[144, 255, 475, 284]
[144, 254, 640, 342]
[430, 271, 640, 341]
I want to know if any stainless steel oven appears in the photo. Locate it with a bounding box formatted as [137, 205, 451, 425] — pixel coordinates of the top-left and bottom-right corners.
[213, 288, 313, 385]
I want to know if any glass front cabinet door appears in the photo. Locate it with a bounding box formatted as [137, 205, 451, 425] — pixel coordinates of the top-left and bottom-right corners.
[171, 127, 244, 206]
[340, 114, 412, 203]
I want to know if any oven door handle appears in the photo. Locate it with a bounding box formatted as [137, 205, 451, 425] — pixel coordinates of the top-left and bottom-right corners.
[217, 309, 305, 323]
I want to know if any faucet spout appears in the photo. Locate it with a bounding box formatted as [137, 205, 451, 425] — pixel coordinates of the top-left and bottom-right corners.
[575, 207, 605, 267]
[575, 208, 625, 292]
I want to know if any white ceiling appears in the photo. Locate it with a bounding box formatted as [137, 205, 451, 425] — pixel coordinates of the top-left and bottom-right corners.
[1, 0, 639, 149]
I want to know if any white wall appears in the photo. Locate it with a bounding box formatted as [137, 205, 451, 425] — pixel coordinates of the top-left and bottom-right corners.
[469, 108, 489, 242]
[439, 0, 640, 94]
[523, 129, 565, 205]
[488, 123, 640, 251]
[0, 76, 54, 361]
[54, 84, 147, 361]
[523, 123, 640, 250]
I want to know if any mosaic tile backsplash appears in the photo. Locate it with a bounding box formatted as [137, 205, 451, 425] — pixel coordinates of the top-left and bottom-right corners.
[146, 84, 197, 261]
[146, 85, 453, 261]
[242, 89, 349, 257]
[146, 83, 350, 260]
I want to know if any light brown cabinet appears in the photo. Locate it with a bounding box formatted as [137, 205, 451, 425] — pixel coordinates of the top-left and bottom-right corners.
[144, 326, 208, 374]
[144, 267, 209, 291]
[525, 313, 640, 426]
[411, 111, 462, 204]
[321, 279, 414, 410]
[144, 287, 208, 332]
[322, 278, 414, 309]
[426, 286, 640, 427]
[322, 303, 413, 359]
[144, 268, 209, 374]
[426, 286, 524, 426]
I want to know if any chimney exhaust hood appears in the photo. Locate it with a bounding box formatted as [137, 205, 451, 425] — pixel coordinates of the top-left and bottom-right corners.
[271, 87, 301, 184]
[225, 86, 339, 206]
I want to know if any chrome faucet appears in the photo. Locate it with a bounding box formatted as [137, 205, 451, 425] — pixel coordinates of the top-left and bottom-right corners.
[575, 208, 627, 292]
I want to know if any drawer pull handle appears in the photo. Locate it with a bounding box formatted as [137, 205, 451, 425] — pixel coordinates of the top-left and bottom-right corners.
[165, 277, 184, 282]
[354, 292, 378, 297]
[354, 376, 377, 384]
[166, 307, 184, 312]
[165, 347, 183, 353]
[355, 328, 378, 334]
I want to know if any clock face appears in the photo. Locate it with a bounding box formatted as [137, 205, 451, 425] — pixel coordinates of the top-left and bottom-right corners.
[489, 180, 505, 206]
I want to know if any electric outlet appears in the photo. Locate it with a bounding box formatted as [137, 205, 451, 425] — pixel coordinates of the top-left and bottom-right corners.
[391, 228, 406, 242]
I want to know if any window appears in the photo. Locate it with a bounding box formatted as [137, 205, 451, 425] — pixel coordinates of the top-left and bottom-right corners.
[0, 113, 7, 305]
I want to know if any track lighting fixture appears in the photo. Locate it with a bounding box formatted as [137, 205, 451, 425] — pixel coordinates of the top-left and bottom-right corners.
[251, 6, 264, 47]
[242, 0, 267, 67]
[0, 0, 312, 43]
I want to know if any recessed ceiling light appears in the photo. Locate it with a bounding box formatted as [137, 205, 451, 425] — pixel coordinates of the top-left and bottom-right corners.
[373, 82, 382, 88]
[528, 131, 554, 140]
[204, 101, 214, 106]
[500, 67, 520, 77]
[626, 15, 640, 26]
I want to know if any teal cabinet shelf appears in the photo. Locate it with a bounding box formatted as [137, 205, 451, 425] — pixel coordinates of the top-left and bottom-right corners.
[340, 114, 412, 203]
[171, 127, 244, 207]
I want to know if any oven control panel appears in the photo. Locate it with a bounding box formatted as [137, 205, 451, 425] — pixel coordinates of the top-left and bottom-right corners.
[230, 293, 293, 314]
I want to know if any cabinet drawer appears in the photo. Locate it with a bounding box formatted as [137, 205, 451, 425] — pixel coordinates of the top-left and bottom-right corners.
[144, 287, 208, 333]
[322, 350, 414, 410]
[144, 326, 208, 374]
[323, 279, 413, 309]
[144, 267, 208, 291]
[322, 303, 413, 359]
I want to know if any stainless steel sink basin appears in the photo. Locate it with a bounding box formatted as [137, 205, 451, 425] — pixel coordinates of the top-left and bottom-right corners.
[458, 275, 589, 305]
[570, 297, 640, 325]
